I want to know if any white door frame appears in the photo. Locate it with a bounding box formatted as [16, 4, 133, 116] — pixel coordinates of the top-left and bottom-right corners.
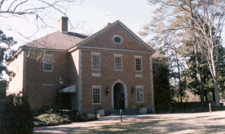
[111, 79, 128, 110]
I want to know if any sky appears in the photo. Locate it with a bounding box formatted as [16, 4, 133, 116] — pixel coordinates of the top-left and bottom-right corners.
[0, 0, 156, 79]
[1, 0, 156, 50]
[1, 0, 225, 50]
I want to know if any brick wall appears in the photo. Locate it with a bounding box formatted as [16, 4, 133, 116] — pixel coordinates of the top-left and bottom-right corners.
[25, 50, 70, 110]
[80, 50, 153, 113]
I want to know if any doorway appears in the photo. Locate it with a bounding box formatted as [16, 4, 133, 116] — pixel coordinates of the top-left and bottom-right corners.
[113, 83, 125, 110]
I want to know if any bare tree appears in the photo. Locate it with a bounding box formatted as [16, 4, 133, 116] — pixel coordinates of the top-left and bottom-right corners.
[0, 0, 83, 47]
[141, 0, 225, 106]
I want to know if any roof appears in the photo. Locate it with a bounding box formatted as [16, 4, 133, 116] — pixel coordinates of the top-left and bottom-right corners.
[21, 20, 155, 54]
[23, 31, 89, 50]
[152, 51, 167, 58]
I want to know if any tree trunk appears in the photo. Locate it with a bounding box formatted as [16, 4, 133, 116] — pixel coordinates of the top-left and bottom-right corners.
[194, 44, 204, 105]
[214, 80, 220, 106]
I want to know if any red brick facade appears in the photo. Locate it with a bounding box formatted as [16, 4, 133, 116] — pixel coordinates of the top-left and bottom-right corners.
[7, 19, 155, 113]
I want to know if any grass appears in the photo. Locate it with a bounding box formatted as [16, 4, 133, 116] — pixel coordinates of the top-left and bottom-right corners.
[70, 115, 225, 134]
[70, 120, 163, 134]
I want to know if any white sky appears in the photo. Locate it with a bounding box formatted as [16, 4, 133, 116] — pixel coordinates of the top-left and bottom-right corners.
[1, 0, 156, 50]
[0, 0, 224, 50]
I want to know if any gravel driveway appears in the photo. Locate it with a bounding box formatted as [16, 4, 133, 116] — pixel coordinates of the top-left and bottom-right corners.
[34, 111, 225, 134]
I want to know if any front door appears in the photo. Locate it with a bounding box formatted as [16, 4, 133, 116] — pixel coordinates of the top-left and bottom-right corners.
[114, 83, 125, 110]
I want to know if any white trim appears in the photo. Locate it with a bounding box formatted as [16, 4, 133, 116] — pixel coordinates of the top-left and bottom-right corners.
[43, 54, 53, 72]
[112, 35, 123, 44]
[77, 46, 152, 54]
[135, 74, 143, 78]
[134, 55, 142, 58]
[135, 56, 142, 72]
[136, 85, 144, 103]
[42, 83, 53, 86]
[114, 54, 122, 71]
[150, 56, 155, 111]
[92, 73, 101, 77]
[91, 52, 101, 70]
[23, 51, 26, 93]
[111, 79, 128, 110]
[114, 54, 122, 57]
[91, 52, 101, 55]
[78, 49, 83, 112]
[92, 85, 101, 104]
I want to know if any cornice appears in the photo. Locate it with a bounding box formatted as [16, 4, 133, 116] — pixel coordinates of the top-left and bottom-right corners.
[76, 46, 153, 54]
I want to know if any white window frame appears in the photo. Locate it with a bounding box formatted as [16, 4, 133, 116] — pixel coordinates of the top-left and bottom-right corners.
[91, 52, 101, 70]
[43, 54, 53, 72]
[92, 85, 101, 104]
[112, 35, 123, 44]
[114, 54, 122, 71]
[136, 85, 144, 103]
[135, 55, 142, 72]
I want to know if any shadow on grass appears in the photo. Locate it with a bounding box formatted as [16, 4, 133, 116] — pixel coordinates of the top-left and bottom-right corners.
[69, 118, 225, 134]
[69, 120, 162, 134]
[34, 126, 82, 134]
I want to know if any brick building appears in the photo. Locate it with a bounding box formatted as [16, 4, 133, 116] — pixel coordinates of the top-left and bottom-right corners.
[7, 17, 155, 113]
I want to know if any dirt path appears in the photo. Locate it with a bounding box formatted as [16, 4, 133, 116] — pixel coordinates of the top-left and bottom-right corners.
[34, 111, 225, 134]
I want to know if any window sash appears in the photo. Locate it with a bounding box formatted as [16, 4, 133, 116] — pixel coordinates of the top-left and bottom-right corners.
[92, 54, 100, 70]
[92, 86, 101, 104]
[43, 55, 53, 72]
[115, 56, 122, 71]
[136, 86, 144, 103]
[135, 58, 142, 71]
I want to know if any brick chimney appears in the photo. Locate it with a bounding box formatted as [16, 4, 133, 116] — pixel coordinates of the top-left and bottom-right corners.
[103, 23, 111, 28]
[58, 16, 68, 32]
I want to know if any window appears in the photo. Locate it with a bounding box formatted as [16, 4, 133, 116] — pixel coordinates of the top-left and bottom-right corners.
[136, 86, 144, 103]
[92, 85, 101, 104]
[112, 35, 123, 44]
[114, 54, 122, 71]
[43, 54, 53, 72]
[92, 52, 100, 70]
[135, 56, 142, 71]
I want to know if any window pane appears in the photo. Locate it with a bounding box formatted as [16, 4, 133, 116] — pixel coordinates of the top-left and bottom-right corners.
[136, 58, 142, 71]
[43, 55, 52, 71]
[93, 88, 100, 104]
[115, 57, 122, 70]
[137, 87, 144, 102]
[92, 55, 100, 70]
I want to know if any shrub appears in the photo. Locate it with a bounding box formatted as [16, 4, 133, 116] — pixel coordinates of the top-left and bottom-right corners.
[68, 110, 97, 122]
[1, 93, 33, 134]
[34, 113, 71, 126]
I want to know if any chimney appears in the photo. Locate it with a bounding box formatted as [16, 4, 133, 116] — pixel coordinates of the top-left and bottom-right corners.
[103, 23, 111, 28]
[58, 16, 68, 32]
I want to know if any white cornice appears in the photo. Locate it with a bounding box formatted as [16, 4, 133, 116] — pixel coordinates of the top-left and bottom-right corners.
[22, 47, 67, 53]
[77, 46, 153, 54]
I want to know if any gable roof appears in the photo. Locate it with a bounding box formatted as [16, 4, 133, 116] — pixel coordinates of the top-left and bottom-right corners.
[20, 20, 154, 54]
[68, 20, 155, 54]
[23, 31, 89, 50]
